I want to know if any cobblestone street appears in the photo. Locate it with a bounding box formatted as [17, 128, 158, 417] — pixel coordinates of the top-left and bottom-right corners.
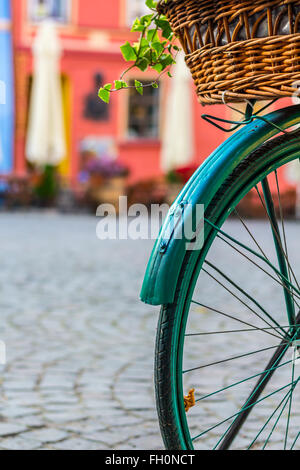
[0, 212, 299, 450]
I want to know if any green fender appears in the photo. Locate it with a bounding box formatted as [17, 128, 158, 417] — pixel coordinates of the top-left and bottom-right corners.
[140, 104, 300, 306]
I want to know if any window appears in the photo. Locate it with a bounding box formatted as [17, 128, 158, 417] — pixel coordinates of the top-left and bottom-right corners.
[126, 0, 150, 27]
[127, 80, 160, 139]
[28, 0, 71, 23]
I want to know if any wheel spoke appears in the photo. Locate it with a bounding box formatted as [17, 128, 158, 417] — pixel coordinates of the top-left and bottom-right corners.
[235, 205, 299, 309]
[195, 359, 292, 403]
[205, 260, 286, 337]
[186, 325, 299, 337]
[256, 181, 300, 293]
[263, 380, 299, 450]
[215, 233, 300, 309]
[284, 352, 296, 449]
[216, 330, 299, 449]
[248, 379, 299, 450]
[290, 431, 300, 450]
[192, 379, 297, 443]
[191, 300, 285, 341]
[275, 170, 298, 291]
[260, 177, 296, 326]
[205, 218, 300, 302]
[183, 342, 290, 374]
[275, 170, 298, 334]
[234, 208, 269, 261]
[202, 267, 286, 338]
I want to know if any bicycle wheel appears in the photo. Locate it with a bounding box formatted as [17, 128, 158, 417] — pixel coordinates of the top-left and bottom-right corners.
[155, 129, 300, 450]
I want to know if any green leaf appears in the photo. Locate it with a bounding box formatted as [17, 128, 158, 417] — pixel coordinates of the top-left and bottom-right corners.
[98, 87, 110, 103]
[155, 18, 173, 39]
[135, 80, 144, 95]
[138, 37, 150, 49]
[136, 57, 149, 72]
[115, 80, 127, 90]
[140, 14, 153, 26]
[147, 29, 159, 43]
[152, 82, 159, 88]
[152, 63, 163, 73]
[152, 41, 164, 55]
[160, 53, 175, 69]
[120, 42, 137, 62]
[131, 18, 145, 32]
[145, 0, 157, 9]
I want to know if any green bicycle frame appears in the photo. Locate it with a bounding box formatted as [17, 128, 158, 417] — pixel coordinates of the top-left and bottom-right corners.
[140, 104, 300, 308]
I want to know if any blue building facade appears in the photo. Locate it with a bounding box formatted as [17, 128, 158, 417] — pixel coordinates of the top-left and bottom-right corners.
[0, 0, 14, 173]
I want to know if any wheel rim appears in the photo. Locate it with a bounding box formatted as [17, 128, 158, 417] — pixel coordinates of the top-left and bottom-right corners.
[172, 150, 300, 450]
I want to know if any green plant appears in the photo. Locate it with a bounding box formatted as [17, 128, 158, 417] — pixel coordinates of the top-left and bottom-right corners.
[166, 169, 183, 184]
[98, 0, 177, 103]
[34, 165, 59, 206]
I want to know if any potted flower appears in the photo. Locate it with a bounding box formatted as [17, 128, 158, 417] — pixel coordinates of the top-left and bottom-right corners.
[85, 156, 129, 210]
[165, 165, 198, 205]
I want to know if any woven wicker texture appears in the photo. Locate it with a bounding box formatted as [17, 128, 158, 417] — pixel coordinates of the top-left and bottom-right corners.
[158, 0, 300, 103]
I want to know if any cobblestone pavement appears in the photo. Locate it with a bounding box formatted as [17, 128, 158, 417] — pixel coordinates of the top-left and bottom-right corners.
[0, 212, 299, 450]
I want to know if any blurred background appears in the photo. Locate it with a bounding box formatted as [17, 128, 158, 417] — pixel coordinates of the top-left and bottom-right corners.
[0, 0, 298, 213]
[0, 0, 299, 451]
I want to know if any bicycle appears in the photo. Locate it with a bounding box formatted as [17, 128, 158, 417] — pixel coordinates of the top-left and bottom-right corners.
[140, 0, 300, 450]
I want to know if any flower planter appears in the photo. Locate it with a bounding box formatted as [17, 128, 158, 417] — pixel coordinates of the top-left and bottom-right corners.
[90, 176, 127, 213]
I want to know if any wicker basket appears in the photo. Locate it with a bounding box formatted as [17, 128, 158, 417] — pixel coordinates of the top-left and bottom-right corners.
[157, 0, 300, 104]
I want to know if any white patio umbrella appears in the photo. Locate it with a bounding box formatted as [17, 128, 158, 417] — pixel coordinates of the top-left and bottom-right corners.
[26, 20, 66, 166]
[161, 51, 194, 173]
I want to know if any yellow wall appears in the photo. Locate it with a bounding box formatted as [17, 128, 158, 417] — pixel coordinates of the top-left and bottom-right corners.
[58, 75, 71, 178]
